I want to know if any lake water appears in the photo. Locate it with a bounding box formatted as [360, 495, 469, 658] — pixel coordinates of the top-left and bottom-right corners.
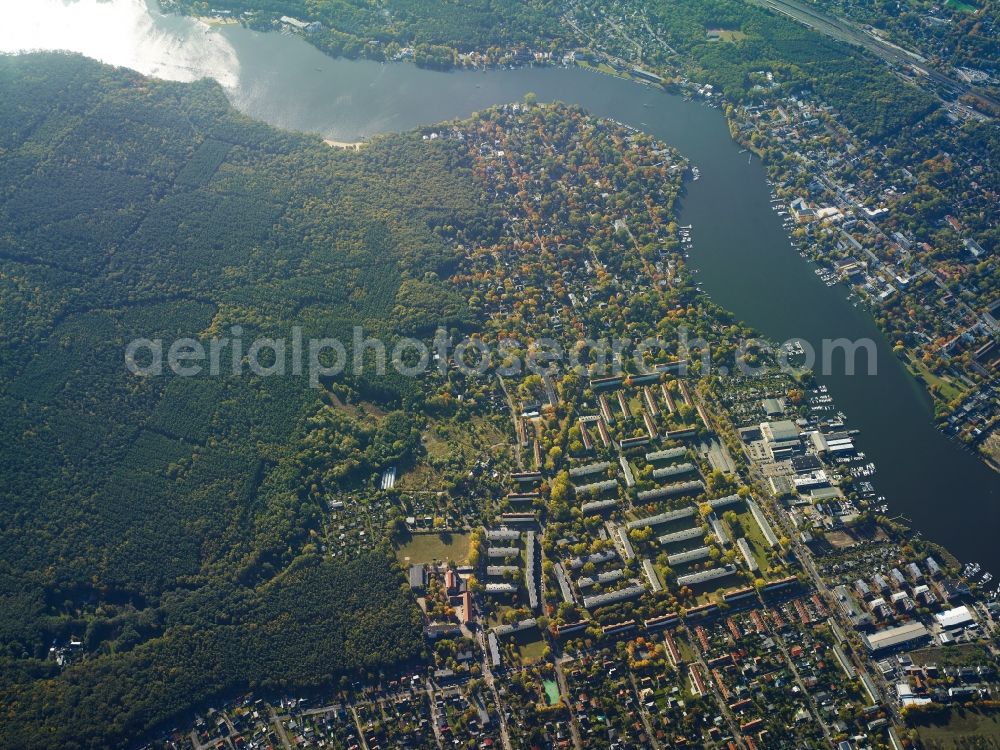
[4, 0, 998, 576]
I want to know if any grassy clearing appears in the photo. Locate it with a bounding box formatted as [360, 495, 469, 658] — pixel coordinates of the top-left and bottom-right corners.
[915, 707, 1000, 749]
[707, 28, 748, 42]
[395, 532, 471, 565]
[735, 508, 772, 573]
[404, 415, 509, 491]
[422, 415, 508, 463]
[825, 530, 857, 549]
[945, 0, 978, 13]
[910, 643, 992, 668]
[691, 571, 742, 604]
[329, 396, 386, 423]
[393, 463, 442, 492]
[576, 60, 625, 77]
[675, 635, 696, 663]
[515, 633, 547, 665]
[908, 355, 966, 402]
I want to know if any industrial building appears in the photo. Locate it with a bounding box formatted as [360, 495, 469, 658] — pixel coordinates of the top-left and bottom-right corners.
[862, 622, 931, 654]
[760, 419, 803, 460]
[935, 605, 974, 630]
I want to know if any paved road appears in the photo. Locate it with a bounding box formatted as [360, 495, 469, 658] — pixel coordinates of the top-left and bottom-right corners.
[554, 658, 584, 749]
[477, 630, 514, 750]
[266, 704, 294, 750]
[349, 706, 370, 750]
[426, 685, 446, 749]
[497, 375, 525, 470]
[688, 637, 748, 750]
[757, 598, 834, 745]
[626, 669, 663, 749]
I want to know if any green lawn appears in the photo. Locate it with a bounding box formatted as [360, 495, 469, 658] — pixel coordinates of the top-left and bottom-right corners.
[908, 355, 966, 402]
[514, 633, 547, 665]
[735, 508, 772, 573]
[675, 634, 697, 663]
[576, 59, 625, 77]
[395, 532, 471, 565]
[542, 679, 561, 705]
[945, 0, 978, 13]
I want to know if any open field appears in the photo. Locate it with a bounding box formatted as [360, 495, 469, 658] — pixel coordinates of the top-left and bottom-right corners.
[735, 507, 772, 572]
[515, 633, 547, 665]
[395, 532, 472, 565]
[915, 707, 1000, 749]
[393, 464, 444, 492]
[707, 28, 748, 42]
[826, 530, 857, 549]
[422, 416, 508, 462]
[980, 429, 1000, 472]
[398, 415, 508, 491]
[910, 643, 993, 668]
[908, 355, 966, 403]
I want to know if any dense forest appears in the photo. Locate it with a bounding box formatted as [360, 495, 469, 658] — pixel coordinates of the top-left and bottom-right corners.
[0, 52, 488, 748]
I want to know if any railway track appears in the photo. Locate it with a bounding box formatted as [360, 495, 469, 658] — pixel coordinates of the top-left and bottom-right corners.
[750, 0, 1000, 109]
